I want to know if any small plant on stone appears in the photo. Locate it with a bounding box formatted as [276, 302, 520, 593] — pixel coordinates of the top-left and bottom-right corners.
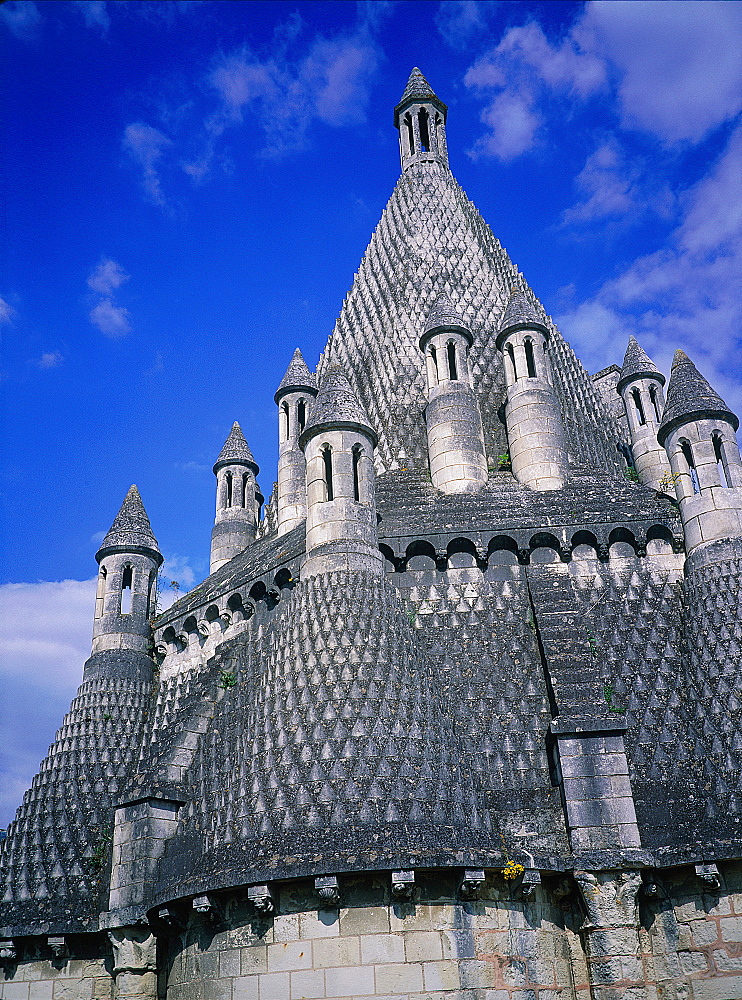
[658, 471, 680, 494]
[499, 834, 524, 881]
[623, 467, 641, 484]
[603, 684, 626, 714]
[497, 452, 512, 471]
[219, 670, 237, 690]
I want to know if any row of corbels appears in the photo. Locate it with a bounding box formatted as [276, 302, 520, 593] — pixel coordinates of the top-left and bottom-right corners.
[0, 935, 67, 966]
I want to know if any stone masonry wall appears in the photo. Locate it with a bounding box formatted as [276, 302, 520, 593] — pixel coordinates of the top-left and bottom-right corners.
[0, 950, 112, 1000]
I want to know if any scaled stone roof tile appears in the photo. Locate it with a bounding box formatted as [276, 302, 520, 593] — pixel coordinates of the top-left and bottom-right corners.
[96, 485, 161, 560]
[616, 336, 665, 393]
[393, 67, 447, 124]
[658, 349, 739, 444]
[301, 364, 377, 444]
[214, 422, 258, 472]
[274, 348, 317, 402]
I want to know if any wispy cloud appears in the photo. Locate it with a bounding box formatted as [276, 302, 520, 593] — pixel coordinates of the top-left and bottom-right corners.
[0, 297, 15, 324]
[557, 125, 742, 416]
[122, 122, 172, 206]
[74, 0, 110, 34]
[36, 350, 63, 369]
[89, 298, 131, 337]
[87, 258, 132, 337]
[436, 0, 499, 49]
[87, 257, 129, 296]
[562, 141, 640, 225]
[0, 0, 41, 42]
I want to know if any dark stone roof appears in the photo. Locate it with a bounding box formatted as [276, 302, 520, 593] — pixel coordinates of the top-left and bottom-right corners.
[213, 422, 258, 473]
[300, 364, 377, 446]
[96, 485, 162, 564]
[657, 350, 739, 444]
[495, 289, 548, 348]
[274, 348, 317, 402]
[393, 67, 447, 125]
[616, 336, 665, 393]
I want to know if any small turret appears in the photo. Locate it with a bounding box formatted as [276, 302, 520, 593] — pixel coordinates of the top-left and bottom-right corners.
[275, 349, 318, 535]
[616, 336, 672, 489]
[299, 365, 382, 577]
[88, 485, 163, 680]
[496, 288, 569, 491]
[210, 422, 262, 573]
[394, 67, 448, 171]
[658, 350, 742, 556]
[419, 294, 487, 493]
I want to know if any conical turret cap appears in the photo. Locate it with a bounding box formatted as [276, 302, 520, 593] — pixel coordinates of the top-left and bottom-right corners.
[213, 421, 258, 473]
[274, 348, 317, 402]
[300, 364, 377, 447]
[657, 350, 739, 445]
[420, 293, 472, 349]
[616, 336, 665, 393]
[394, 67, 447, 125]
[495, 288, 548, 349]
[96, 485, 162, 564]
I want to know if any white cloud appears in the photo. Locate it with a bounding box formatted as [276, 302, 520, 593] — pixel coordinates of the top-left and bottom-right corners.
[0, 0, 41, 42]
[0, 579, 96, 825]
[557, 125, 742, 417]
[87, 257, 129, 296]
[562, 141, 638, 224]
[160, 554, 196, 592]
[0, 297, 14, 323]
[582, 0, 742, 144]
[37, 350, 63, 369]
[89, 298, 131, 337]
[436, 1, 498, 49]
[122, 122, 172, 206]
[75, 0, 110, 33]
[469, 88, 542, 161]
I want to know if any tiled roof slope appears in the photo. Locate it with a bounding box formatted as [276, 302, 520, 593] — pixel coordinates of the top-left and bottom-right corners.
[274, 348, 317, 401]
[318, 160, 625, 478]
[616, 336, 665, 393]
[423, 292, 468, 333]
[301, 364, 376, 442]
[498, 287, 546, 335]
[97, 484, 160, 558]
[214, 421, 258, 470]
[658, 349, 739, 443]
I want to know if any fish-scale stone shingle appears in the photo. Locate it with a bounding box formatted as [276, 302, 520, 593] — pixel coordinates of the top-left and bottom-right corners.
[658, 349, 739, 443]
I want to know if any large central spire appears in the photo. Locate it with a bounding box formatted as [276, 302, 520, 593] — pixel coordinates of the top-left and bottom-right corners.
[318, 70, 622, 479]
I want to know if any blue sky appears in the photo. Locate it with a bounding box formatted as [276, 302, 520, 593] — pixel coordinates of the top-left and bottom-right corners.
[1, 0, 741, 826]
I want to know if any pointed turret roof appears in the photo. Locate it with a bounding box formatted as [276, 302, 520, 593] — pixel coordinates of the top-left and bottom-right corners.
[616, 336, 665, 393]
[96, 485, 162, 563]
[394, 67, 447, 125]
[300, 364, 377, 447]
[213, 421, 258, 473]
[657, 350, 738, 445]
[419, 293, 472, 349]
[274, 348, 317, 402]
[495, 288, 548, 349]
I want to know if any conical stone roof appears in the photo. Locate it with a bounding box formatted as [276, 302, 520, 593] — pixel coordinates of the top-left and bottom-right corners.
[394, 67, 447, 125]
[616, 336, 665, 393]
[300, 364, 377, 446]
[658, 350, 739, 444]
[96, 484, 161, 563]
[213, 421, 258, 473]
[495, 288, 548, 349]
[274, 348, 317, 402]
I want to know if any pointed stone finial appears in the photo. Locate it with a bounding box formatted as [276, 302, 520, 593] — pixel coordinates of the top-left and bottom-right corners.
[657, 349, 738, 445]
[96, 485, 161, 562]
[214, 422, 258, 473]
[300, 365, 377, 446]
[394, 67, 447, 126]
[496, 288, 548, 348]
[274, 348, 317, 402]
[616, 336, 665, 393]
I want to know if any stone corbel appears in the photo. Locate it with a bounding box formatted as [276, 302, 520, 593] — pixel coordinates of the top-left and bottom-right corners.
[520, 869, 542, 899]
[574, 869, 642, 930]
[315, 875, 341, 906]
[157, 906, 185, 931]
[192, 894, 222, 921]
[48, 936, 69, 963]
[247, 884, 276, 914]
[107, 925, 157, 975]
[0, 940, 16, 964]
[391, 870, 416, 901]
[459, 869, 486, 900]
[695, 863, 721, 891]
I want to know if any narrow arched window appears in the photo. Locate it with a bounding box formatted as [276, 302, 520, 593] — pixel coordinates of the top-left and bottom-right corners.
[447, 341, 458, 381]
[282, 402, 290, 441]
[225, 471, 233, 507]
[242, 472, 249, 507]
[322, 446, 334, 501]
[631, 389, 646, 426]
[713, 434, 729, 487]
[298, 399, 306, 433]
[145, 569, 156, 619]
[405, 113, 414, 156]
[506, 343, 517, 381]
[121, 565, 133, 615]
[95, 566, 107, 619]
[352, 446, 362, 502]
[430, 346, 439, 382]
[649, 384, 662, 422]
[681, 440, 700, 494]
[418, 108, 430, 151]
[524, 338, 536, 378]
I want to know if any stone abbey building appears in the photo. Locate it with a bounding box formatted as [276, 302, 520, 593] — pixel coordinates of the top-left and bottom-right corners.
[2, 69, 742, 1000]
